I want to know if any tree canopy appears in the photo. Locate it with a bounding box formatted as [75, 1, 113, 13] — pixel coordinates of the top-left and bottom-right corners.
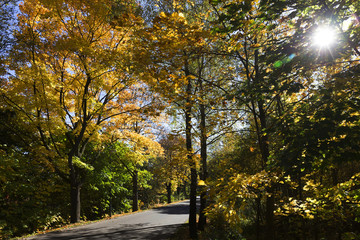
[1, 0, 360, 239]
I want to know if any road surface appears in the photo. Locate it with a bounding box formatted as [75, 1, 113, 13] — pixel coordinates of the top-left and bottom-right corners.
[26, 200, 190, 240]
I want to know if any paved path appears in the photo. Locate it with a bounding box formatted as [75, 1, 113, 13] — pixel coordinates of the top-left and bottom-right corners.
[26, 200, 190, 240]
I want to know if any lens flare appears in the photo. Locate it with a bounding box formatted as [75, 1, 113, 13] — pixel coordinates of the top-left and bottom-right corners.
[313, 26, 337, 48]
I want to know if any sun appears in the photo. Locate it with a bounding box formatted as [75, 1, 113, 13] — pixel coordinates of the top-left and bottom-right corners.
[313, 25, 337, 49]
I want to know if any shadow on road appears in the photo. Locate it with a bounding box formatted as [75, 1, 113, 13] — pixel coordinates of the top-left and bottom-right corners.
[27, 201, 193, 240]
[152, 201, 190, 215]
[29, 223, 186, 240]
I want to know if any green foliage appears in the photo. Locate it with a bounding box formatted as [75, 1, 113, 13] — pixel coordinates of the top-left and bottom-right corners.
[0, 148, 69, 238]
[0, 138, 157, 238]
[80, 143, 132, 219]
[81, 142, 155, 218]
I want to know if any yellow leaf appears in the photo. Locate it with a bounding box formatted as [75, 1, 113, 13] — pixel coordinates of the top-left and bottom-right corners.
[198, 180, 206, 186]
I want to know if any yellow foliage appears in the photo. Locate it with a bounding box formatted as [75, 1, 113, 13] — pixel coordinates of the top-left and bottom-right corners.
[1, 0, 163, 181]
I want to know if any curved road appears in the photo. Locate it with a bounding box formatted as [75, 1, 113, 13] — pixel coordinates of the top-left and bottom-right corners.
[26, 200, 190, 240]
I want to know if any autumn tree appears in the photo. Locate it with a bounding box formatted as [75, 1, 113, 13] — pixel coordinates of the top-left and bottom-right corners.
[185, 47, 246, 230]
[133, 2, 211, 236]
[1, 0, 148, 223]
[204, 0, 360, 238]
[153, 133, 188, 203]
[122, 123, 164, 212]
[135, 1, 240, 235]
[268, 0, 360, 237]
[204, 0, 337, 238]
[103, 133, 162, 213]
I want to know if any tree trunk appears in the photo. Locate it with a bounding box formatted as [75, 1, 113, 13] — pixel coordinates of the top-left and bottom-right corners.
[69, 154, 81, 223]
[109, 199, 112, 217]
[132, 170, 138, 212]
[198, 91, 207, 231]
[266, 193, 275, 240]
[257, 98, 276, 240]
[70, 173, 81, 223]
[177, 186, 181, 200]
[256, 196, 261, 240]
[189, 167, 197, 238]
[166, 182, 172, 204]
[258, 99, 269, 166]
[185, 61, 197, 239]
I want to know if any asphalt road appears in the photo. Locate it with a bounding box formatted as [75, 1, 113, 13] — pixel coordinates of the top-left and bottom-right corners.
[26, 200, 190, 240]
